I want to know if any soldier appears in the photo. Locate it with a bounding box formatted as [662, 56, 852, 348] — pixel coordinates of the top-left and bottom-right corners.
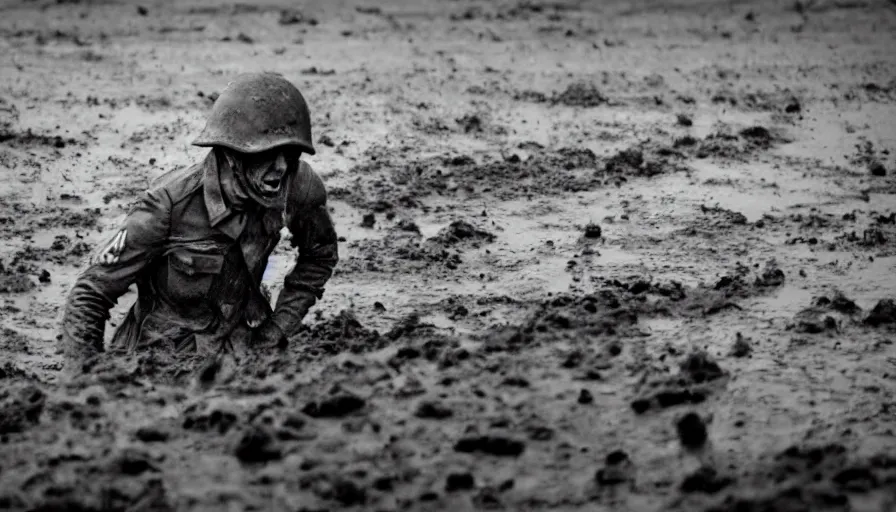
[61, 72, 339, 371]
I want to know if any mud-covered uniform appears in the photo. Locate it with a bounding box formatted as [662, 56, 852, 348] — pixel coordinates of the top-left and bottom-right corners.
[61, 151, 338, 360]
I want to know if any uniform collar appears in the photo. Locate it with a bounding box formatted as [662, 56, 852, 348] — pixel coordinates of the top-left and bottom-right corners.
[203, 151, 231, 227]
[202, 151, 249, 240]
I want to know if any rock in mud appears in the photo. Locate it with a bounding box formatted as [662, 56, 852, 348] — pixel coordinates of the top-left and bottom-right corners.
[486, 292, 641, 353]
[790, 291, 863, 334]
[182, 398, 240, 434]
[315, 477, 367, 506]
[456, 114, 484, 133]
[300, 310, 382, 355]
[111, 447, 160, 475]
[415, 400, 453, 419]
[680, 350, 726, 383]
[0, 383, 46, 433]
[676, 412, 708, 450]
[552, 82, 608, 107]
[561, 349, 584, 368]
[738, 126, 774, 146]
[815, 291, 861, 315]
[135, 424, 170, 443]
[454, 436, 526, 457]
[700, 204, 748, 226]
[869, 161, 887, 176]
[596, 450, 635, 486]
[431, 220, 496, 246]
[526, 425, 555, 441]
[279, 8, 317, 26]
[604, 147, 644, 174]
[729, 332, 752, 357]
[633, 351, 726, 414]
[501, 376, 529, 388]
[0, 261, 35, 294]
[864, 299, 896, 327]
[712, 441, 896, 507]
[303, 392, 366, 418]
[445, 472, 475, 491]
[583, 222, 602, 239]
[680, 466, 733, 493]
[234, 425, 282, 463]
[577, 389, 594, 404]
[754, 261, 785, 287]
[395, 218, 420, 233]
[793, 312, 838, 334]
[784, 98, 801, 113]
[361, 212, 376, 228]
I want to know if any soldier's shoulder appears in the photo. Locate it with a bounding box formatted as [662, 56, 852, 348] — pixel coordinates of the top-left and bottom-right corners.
[289, 161, 328, 208]
[148, 163, 204, 205]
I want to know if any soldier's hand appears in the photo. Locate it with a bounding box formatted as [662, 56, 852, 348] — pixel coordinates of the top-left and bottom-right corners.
[252, 318, 288, 351]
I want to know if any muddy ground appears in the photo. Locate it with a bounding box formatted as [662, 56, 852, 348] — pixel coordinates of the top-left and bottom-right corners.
[2, 0, 896, 510]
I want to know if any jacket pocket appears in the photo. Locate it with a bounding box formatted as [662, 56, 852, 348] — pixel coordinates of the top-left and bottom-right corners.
[166, 249, 224, 303]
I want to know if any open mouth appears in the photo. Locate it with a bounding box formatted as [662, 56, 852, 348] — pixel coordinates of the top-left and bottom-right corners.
[260, 171, 283, 193]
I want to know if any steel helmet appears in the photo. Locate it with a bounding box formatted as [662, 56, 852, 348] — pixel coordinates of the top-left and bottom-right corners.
[192, 72, 315, 155]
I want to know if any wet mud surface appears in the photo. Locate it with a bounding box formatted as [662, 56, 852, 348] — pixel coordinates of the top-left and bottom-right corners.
[2, 0, 896, 510]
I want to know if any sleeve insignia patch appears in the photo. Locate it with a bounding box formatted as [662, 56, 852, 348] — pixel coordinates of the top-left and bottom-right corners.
[89, 229, 127, 266]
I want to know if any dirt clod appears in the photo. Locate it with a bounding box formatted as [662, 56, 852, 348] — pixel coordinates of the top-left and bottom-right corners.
[135, 425, 170, 443]
[234, 425, 281, 463]
[112, 447, 159, 475]
[730, 332, 752, 357]
[303, 393, 366, 418]
[578, 389, 594, 404]
[0, 261, 34, 294]
[432, 220, 496, 246]
[865, 299, 896, 327]
[279, 9, 317, 26]
[755, 261, 785, 287]
[445, 472, 475, 491]
[454, 436, 525, 457]
[0, 384, 46, 434]
[415, 400, 453, 419]
[676, 412, 708, 449]
[583, 223, 602, 238]
[680, 350, 725, 383]
[680, 465, 733, 493]
[325, 478, 367, 506]
[552, 82, 608, 107]
[596, 449, 634, 485]
[816, 291, 861, 315]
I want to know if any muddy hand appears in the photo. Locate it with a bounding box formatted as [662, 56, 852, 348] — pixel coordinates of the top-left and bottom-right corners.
[244, 293, 270, 329]
[252, 318, 288, 350]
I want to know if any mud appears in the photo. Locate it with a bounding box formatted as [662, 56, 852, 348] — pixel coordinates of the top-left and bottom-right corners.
[2, 0, 896, 511]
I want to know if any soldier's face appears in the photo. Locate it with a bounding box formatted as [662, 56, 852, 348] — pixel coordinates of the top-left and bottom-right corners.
[241, 147, 301, 198]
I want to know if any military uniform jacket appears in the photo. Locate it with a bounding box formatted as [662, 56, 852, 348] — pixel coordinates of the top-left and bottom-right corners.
[61, 151, 339, 358]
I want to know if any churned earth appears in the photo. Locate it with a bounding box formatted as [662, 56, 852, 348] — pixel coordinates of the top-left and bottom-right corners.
[2, 0, 896, 510]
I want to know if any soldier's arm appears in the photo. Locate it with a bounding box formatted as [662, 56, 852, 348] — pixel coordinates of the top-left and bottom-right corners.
[272, 162, 339, 338]
[61, 188, 170, 364]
